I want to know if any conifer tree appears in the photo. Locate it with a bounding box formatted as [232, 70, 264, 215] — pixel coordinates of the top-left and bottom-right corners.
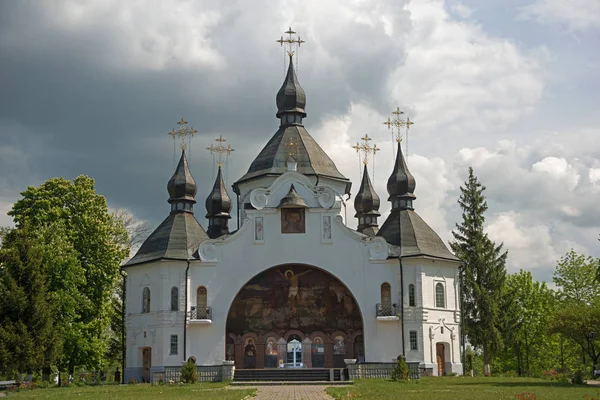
[450, 167, 508, 376]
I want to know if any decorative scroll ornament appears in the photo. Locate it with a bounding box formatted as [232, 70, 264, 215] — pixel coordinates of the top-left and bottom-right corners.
[368, 236, 389, 261]
[250, 188, 270, 210]
[199, 242, 218, 263]
[316, 186, 336, 208]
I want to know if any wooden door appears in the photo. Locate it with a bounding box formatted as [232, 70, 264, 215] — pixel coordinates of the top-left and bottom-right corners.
[142, 348, 151, 382]
[436, 343, 445, 376]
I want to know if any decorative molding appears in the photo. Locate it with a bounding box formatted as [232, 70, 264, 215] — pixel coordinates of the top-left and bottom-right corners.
[250, 188, 270, 210]
[316, 186, 336, 208]
[368, 236, 389, 261]
[140, 273, 151, 287]
[254, 216, 264, 243]
[198, 242, 218, 263]
[321, 215, 333, 243]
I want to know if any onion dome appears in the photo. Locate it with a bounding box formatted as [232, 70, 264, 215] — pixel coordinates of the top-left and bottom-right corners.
[205, 166, 232, 239]
[276, 55, 306, 119]
[387, 142, 416, 210]
[125, 149, 209, 266]
[354, 165, 381, 235]
[168, 149, 197, 212]
[278, 184, 309, 208]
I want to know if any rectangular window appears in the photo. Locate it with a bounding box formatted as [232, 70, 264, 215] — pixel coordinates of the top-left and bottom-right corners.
[410, 331, 418, 351]
[170, 335, 178, 355]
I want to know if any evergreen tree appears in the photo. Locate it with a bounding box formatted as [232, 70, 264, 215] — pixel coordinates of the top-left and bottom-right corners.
[450, 167, 508, 376]
[0, 227, 62, 376]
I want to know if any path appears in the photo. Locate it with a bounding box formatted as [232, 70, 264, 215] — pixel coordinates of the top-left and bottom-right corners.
[249, 385, 335, 400]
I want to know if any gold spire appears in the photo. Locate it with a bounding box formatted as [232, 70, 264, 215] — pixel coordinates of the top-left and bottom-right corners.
[168, 117, 197, 150]
[206, 135, 234, 167]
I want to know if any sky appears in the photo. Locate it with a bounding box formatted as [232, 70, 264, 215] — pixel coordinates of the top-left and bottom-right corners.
[0, 0, 599, 283]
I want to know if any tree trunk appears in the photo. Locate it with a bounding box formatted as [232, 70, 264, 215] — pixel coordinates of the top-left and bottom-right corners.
[483, 343, 491, 376]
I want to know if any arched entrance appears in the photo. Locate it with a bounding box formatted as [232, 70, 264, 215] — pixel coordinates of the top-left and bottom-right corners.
[226, 264, 364, 369]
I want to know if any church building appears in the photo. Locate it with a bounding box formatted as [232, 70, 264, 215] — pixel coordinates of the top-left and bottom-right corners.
[123, 46, 463, 382]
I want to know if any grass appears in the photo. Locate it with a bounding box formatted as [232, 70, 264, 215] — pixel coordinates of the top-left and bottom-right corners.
[6, 382, 256, 400]
[327, 377, 600, 400]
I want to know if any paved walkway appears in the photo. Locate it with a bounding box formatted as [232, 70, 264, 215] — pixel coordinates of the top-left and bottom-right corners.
[250, 385, 335, 400]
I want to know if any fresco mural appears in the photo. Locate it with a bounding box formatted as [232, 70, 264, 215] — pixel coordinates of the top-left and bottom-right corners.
[226, 265, 363, 336]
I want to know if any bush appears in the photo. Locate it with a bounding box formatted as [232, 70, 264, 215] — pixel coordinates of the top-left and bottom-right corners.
[391, 356, 409, 382]
[573, 370, 584, 385]
[181, 360, 198, 384]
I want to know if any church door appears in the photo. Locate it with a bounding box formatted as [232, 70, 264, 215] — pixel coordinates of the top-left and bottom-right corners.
[142, 347, 151, 382]
[436, 343, 445, 376]
[286, 338, 303, 367]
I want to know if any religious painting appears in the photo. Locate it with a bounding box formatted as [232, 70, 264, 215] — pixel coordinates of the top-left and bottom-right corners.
[311, 336, 325, 368]
[264, 336, 278, 368]
[333, 335, 346, 368]
[254, 217, 264, 241]
[323, 216, 332, 240]
[226, 266, 362, 338]
[281, 208, 305, 233]
[243, 338, 257, 369]
[333, 336, 345, 355]
[226, 337, 235, 362]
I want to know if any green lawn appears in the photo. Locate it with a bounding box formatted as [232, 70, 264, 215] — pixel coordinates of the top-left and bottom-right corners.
[7, 382, 255, 400]
[327, 377, 600, 400]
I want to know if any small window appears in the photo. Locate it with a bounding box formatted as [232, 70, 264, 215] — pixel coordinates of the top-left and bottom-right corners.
[171, 287, 179, 311]
[170, 335, 178, 355]
[142, 287, 151, 313]
[409, 284, 416, 307]
[380, 283, 392, 314]
[435, 283, 445, 308]
[410, 331, 418, 351]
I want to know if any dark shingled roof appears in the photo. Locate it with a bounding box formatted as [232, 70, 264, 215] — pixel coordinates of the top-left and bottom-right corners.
[234, 125, 351, 194]
[377, 209, 459, 261]
[205, 166, 232, 218]
[124, 213, 208, 266]
[354, 164, 380, 217]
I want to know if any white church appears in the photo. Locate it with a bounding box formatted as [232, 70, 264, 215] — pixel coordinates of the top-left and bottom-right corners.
[123, 48, 463, 382]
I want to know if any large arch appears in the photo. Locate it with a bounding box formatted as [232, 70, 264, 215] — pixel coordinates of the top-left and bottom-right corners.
[226, 264, 364, 369]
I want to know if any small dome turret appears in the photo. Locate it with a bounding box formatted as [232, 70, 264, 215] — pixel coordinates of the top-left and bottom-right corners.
[387, 142, 416, 210]
[205, 166, 232, 238]
[168, 150, 197, 213]
[355, 165, 381, 236]
[276, 55, 306, 120]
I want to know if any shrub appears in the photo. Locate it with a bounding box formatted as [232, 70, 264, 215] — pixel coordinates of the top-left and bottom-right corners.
[573, 370, 584, 385]
[391, 356, 409, 382]
[181, 360, 198, 384]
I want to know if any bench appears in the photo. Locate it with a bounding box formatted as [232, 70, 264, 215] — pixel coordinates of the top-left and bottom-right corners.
[0, 380, 17, 390]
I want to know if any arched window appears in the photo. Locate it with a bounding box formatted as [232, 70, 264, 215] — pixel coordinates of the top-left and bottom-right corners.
[435, 283, 445, 308]
[197, 286, 207, 318]
[381, 282, 393, 315]
[142, 287, 150, 313]
[380, 283, 392, 314]
[171, 287, 179, 311]
[409, 284, 416, 307]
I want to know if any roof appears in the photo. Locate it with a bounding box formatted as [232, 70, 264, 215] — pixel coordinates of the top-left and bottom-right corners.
[234, 125, 351, 193]
[354, 164, 381, 217]
[168, 150, 197, 202]
[124, 212, 209, 266]
[276, 55, 306, 118]
[377, 209, 459, 261]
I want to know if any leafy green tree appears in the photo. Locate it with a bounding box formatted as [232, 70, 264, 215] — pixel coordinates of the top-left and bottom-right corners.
[450, 167, 508, 376]
[8, 176, 129, 373]
[548, 300, 600, 376]
[0, 227, 62, 376]
[497, 270, 554, 376]
[554, 249, 600, 304]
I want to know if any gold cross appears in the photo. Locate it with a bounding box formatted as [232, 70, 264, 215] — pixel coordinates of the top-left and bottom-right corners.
[351, 134, 380, 165]
[383, 107, 415, 143]
[276, 26, 305, 57]
[206, 135, 234, 167]
[168, 117, 197, 150]
[286, 134, 299, 159]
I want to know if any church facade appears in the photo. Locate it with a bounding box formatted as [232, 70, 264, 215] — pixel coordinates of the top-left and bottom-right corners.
[123, 54, 463, 382]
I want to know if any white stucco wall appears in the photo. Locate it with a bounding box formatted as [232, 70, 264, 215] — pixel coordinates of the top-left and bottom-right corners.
[124, 172, 462, 379]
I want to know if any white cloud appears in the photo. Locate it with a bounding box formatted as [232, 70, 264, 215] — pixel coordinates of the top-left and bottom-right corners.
[531, 156, 580, 191]
[390, 0, 544, 140]
[449, 1, 473, 19]
[520, 0, 600, 31]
